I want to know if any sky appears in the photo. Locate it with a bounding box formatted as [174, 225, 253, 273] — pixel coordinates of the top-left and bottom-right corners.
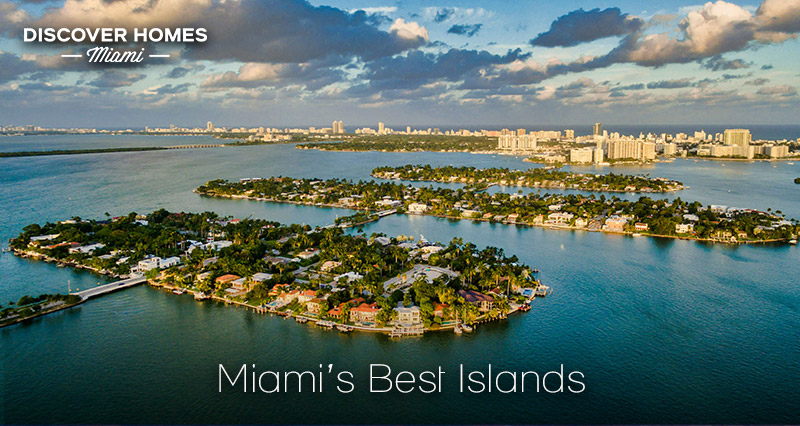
[1, 0, 799, 128]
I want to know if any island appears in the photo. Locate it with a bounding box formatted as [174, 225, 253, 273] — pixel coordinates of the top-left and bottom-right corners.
[195, 176, 798, 244]
[297, 134, 497, 153]
[7, 211, 545, 334]
[372, 164, 684, 193]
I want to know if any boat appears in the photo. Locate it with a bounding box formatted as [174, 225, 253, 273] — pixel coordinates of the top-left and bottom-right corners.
[336, 324, 352, 332]
[172, 288, 186, 295]
[790, 239, 798, 245]
[788, 162, 795, 165]
[461, 324, 473, 333]
[295, 317, 308, 324]
[453, 324, 463, 334]
[194, 292, 209, 300]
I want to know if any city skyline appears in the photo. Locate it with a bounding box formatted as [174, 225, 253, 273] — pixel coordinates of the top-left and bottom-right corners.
[1, 0, 800, 127]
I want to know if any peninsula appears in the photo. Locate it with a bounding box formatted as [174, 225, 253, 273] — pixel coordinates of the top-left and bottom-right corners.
[7, 211, 543, 334]
[372, 164, 684, 193]
[196, 176, 798, 245]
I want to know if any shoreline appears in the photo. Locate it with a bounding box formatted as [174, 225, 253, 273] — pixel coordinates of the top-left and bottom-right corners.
[371, 174, 684, 194]
[196, 191, 791, 246]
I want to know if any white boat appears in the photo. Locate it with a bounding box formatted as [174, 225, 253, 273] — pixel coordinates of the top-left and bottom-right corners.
[453, 324, 463, 334]
[790, 239, 798, 245]
[172, 288, 186, 295]
[461, 324, 473, 332]
[788, 162, 794, 165]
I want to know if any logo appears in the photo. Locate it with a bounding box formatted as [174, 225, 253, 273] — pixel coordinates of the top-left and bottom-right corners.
[23, 27, 207, 63]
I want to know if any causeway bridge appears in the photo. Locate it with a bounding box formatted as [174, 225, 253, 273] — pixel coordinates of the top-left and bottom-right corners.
[73, 276, 146, 300]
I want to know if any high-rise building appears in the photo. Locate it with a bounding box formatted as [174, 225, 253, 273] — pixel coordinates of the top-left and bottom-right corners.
[724, 129, 751, 147]
[206, 121, 214, 132]
[569, 148, 594, 164]
[564, 129, 575, 139]
[593, 122, 603, 136]
[517, 128, 526, 136]
[378, 122, 385, 134]
[338, 120, 344, 133]
[498, 135, 537, 151]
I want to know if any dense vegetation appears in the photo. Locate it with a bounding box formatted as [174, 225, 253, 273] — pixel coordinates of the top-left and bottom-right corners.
[0, 147, 168, 158]
[373, 164, 684, 193]
[1, 293, 82, 326]
[13, 211, 536, 328]
[298, 134, 497, 152]
[197, 177, 798, 243]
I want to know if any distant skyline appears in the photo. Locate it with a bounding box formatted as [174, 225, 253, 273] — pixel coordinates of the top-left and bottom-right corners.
[1, 0, 799, 127]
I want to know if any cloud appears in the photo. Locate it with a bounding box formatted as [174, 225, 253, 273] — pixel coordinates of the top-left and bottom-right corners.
[756, 84, 798, 97]
[746, 78, 770, 85]
[701, 55, 752, 70]
[0, 52, 37, 83]
[755, 0, 800, 33]
[422, 7, 493, 23]
[530, 8, 644, 47]
[87, 70, 145, 88]
[200, 59, 345, 91]
[0, 1, 31, 37]
[164, 64, 205, 79]
[145, 83, 194, 95]
[647, 78, 695, 89]
[448, 24, 482, 37]
[389, 18, 429, 42]
[355, 48, 528, 93]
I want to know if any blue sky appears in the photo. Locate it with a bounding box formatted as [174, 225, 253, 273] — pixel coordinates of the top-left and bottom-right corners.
[1, 0, 799, 128]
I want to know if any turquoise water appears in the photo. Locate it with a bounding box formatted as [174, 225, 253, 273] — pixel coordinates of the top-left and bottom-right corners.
[1, 138, 799, 424]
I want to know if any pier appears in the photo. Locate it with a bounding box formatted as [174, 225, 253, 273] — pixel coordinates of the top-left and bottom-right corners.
[73, 276, 146, 300]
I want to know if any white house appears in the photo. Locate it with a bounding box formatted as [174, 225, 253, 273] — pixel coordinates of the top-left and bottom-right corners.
[407, 203, 430, 214]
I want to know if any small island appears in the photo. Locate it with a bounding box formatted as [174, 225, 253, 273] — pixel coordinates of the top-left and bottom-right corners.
[372, 164, 684, 193]
[196, 176, 798, 245]
[795, 177, 800, 184]
[297, 134, 497, 152]
[7, 211, 544, 334]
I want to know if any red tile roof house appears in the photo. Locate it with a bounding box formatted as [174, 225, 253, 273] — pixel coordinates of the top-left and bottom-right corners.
[297, 290, 317, 304]
[215, 274, 241, 285]
[349, 302, 379, 325]
[457, 290, 495, 312]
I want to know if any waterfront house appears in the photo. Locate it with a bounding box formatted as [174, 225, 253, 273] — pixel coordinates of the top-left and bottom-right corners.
[604, 216, 628, 232]
[634, 222, 649, 231]
[269, 283, 289, 296]
[350, 302, 380, 324]
[675, 223, 694, 234]
[68, 243, 106, 254]
[433, 303, 449, 318]
[230, 277, 247, 291]
[574, 217, 588, 228]
[394, 305, 421, 325]
[407, 203, 430, 214]
[547, 212, 574, 225]
[457, 290, 494, 312]
[306, 298, 324, 314]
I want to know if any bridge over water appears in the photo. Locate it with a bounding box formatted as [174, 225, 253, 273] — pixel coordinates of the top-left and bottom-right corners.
[73, 276, 146, 300]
